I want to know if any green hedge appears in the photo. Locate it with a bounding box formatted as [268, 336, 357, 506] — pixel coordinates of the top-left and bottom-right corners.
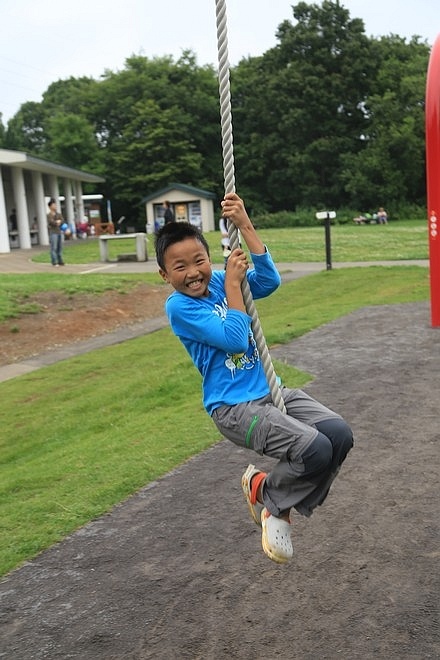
[253, 204, 427, 228]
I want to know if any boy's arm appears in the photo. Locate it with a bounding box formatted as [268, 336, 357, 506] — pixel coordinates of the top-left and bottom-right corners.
[224, 264, 246, 313]
[47, 213, 61, 228]
[221, 193, 275, 312]
[220, 193, 264, 255]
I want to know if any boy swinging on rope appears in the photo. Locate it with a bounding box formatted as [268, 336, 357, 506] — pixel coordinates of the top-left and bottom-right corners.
[155, 193, 353, 564]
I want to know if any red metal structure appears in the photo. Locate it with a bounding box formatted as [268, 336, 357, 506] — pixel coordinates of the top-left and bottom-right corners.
[426, 34, 440, 327]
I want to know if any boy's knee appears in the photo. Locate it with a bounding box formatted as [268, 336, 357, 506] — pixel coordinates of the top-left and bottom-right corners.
[331, 420, 354, 455]
[339, 423, 354, 456]
[316, 418, 354, 463]
[298, 432, 333, 477]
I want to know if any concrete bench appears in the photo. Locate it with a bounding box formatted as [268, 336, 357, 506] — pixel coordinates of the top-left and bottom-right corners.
[8, 230, 39, 248]
[99, 233, 147, 262]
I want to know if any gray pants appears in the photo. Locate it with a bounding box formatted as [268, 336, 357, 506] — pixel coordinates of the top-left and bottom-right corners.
[212, 387, 353, 518]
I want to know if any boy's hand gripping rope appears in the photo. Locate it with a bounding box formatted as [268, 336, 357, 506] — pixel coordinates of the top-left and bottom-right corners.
[215, 0, 286, 414]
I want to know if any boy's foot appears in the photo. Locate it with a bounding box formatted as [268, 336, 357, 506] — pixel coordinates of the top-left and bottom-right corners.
[261, 507, 293, 564]
[241, 464, 266, 526]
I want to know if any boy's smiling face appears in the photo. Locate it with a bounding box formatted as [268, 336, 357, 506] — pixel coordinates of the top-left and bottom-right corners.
[159, 237, 212, 298]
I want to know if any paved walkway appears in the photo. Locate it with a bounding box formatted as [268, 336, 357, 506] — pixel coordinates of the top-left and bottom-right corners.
[0, 246, 429, 383]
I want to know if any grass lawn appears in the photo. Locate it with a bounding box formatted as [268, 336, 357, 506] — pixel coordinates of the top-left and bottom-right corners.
[0, 264, 429, 577]
[32, 219, 429, 265]
[0, 272, 164, 322]
[255, 221, 428, 262]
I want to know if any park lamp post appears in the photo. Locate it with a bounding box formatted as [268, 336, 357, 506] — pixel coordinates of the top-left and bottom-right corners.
[316, 210, 336, 271]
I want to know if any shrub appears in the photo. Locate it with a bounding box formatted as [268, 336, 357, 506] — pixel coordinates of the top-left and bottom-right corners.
[254, 209, 321, 228]
[253, 203, 427, 228]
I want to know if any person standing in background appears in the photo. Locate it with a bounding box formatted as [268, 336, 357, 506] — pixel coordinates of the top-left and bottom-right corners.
[47, 198, 65, 266]
[163, 200, 175, 224]
[219, 215, 231, 269]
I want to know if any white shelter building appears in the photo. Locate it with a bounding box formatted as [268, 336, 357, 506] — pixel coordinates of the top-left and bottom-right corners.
[142, 183, 216, 234]
[0, 149, 104, 254]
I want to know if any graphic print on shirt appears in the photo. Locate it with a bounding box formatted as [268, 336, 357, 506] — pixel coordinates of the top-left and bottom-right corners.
[212, 296, 260, 378]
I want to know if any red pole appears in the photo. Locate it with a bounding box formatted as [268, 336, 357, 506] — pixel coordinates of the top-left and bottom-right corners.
[426, 34, 440, 327]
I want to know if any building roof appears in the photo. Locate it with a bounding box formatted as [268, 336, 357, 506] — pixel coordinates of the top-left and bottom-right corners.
[141, 183, 216, 204]
[0, 149, 104, 183]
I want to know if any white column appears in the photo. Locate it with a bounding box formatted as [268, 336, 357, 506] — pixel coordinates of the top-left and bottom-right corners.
[32, 171, 49, 246]
[74, 180, 85, 225]
[11, 167, 31, 249]
[0, 167, 10, 254]
[64, 178, 75, 235]
[48, 175, 60, 210]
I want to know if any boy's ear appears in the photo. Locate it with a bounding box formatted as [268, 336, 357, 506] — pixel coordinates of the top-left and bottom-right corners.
[158, 268, 169, 283]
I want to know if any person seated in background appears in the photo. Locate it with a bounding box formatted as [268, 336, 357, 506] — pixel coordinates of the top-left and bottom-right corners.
[77, 217, 90, 239]
[376, 207, 388, 224]
[219, 215, 231, 268]
[9, 208, 17, 231]
[353, 214, 366, 225]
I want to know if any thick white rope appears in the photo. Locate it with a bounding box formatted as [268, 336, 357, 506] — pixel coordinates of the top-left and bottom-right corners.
[215, 0, 286, 413]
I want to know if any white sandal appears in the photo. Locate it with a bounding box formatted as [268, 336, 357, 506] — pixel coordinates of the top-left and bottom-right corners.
[261, 507, 293, 564]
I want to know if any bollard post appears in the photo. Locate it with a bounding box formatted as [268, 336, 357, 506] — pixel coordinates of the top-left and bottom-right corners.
[316, 211, 336, 271]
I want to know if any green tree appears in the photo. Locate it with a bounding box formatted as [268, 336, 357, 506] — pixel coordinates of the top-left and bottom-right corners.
[45, 112, 103, 174]
[3, 56, 222, 218]
[233, 1, 375, 210]
[3, 77, 102, 163]
[232, 1, 429, 213]
[105, 98, 203, 205]
[94, 53, 222, 216]
[42, 76, 100, 120]
[341, 35, 429, 209]
[4, 102, 48, 153]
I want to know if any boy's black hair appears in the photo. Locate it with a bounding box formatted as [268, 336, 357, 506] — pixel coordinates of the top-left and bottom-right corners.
[155, 222, 210, 271]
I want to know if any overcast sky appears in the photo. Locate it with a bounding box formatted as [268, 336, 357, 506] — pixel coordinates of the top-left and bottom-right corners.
[1, 0, 439, 123]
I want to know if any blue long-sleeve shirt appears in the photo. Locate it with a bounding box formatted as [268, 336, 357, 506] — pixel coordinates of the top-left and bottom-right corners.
[165, 249, 281, 415]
